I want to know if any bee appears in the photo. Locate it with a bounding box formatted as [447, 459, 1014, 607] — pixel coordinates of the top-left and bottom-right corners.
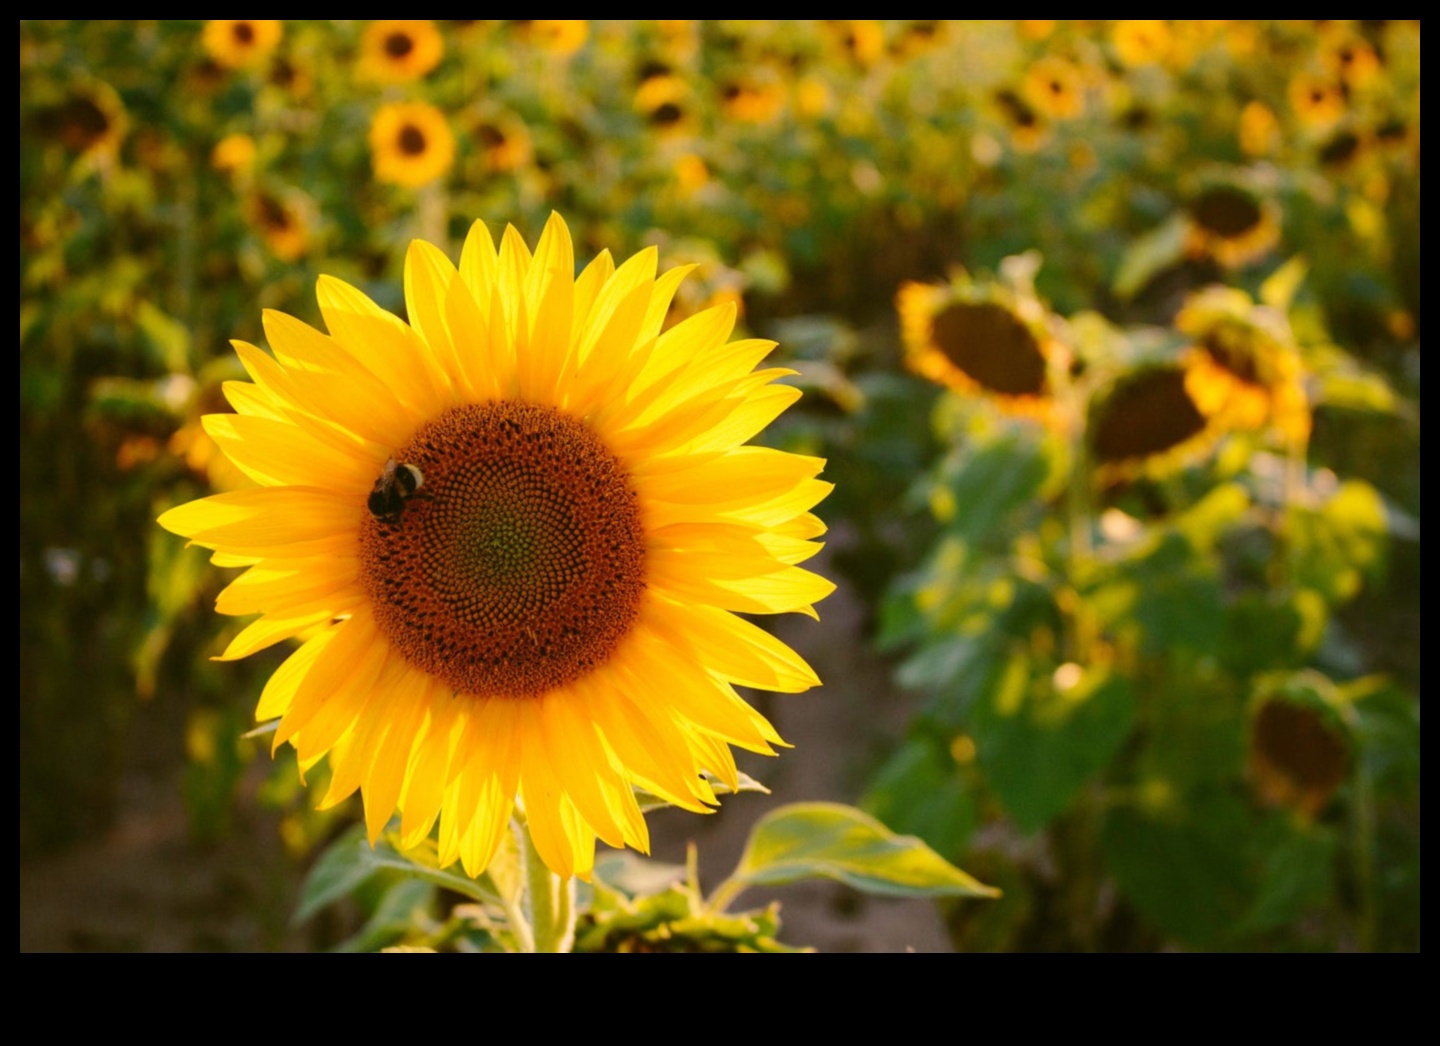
[367, 458, 426, 522]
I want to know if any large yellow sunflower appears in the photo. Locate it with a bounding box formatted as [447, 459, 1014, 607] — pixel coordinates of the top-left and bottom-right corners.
[159, 214, 832, 881]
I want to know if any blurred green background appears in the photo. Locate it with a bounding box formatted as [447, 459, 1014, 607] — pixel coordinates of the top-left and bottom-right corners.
[20, 20, 1419, 951]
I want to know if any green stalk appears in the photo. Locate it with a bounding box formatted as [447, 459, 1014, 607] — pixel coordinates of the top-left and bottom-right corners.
[519, 819, 576, 953]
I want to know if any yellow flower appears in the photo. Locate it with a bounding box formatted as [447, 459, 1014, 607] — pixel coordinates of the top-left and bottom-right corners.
[718, 73, 786, 124]
[1022, 57, 1086, 120]
[211, 133, 257, 177]
[1184, 182, 1282, 270]
[896, 279, 1061, 420]
[523, 20, 590, 56]
[202, 20, 282, 70]
[1088, 363, 1220, 484]
[245, 190, 310, 262]
[42, 82, 126, 161]
[1238, 101, 1280, 158]
[1111, 20, 1172, 67]
[470, 113, 533, 174]
[359, 20, 444, 83]
[370, 102, 455, 188]
[993, 89, 1049, 153]
[157, 214, 831, 881]
[830, 20, 885, 68]
[1288, 73, 1346, 131]
[1176, 287, 1310, 442]
[634, 74, 694, 136]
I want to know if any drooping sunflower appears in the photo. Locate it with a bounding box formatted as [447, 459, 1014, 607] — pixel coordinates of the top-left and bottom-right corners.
[896, 278, 1063, 420]
[158, 214, 832, 880]
[1249, 692, 1349, 819]
[202, 20, 283, 71]
[1184, 181, 1281, 270]
[1176, 287, 1310, 442]
[370, 102, 455, 189]
[40, 82, 126, 162]
[1087, 362, 1221, 484]
[359, 20, 444, 83]
[993, 88, 1049, 153]
[635, 74, 695, 136]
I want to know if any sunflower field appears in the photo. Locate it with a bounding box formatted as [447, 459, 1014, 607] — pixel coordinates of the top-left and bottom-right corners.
[20, 20, 1419, 953]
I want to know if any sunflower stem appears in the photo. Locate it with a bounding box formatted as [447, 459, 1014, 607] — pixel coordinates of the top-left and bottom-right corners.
[519, 819, 576, 953]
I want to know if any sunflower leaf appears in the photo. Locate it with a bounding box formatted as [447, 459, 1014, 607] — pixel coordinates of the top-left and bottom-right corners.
[717, 802, 998, 903]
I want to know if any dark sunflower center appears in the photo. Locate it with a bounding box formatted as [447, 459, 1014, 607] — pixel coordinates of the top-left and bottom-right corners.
[1202, 326, 1264, 386]
[1253, 700, 1348, 794]
[929, 301, 1048, 397]
[385, 32, 415, 58]
[359, 402, 646, 699]
[649, 101, 684, 127]
[233, 21, 256, 44]
[255, 194, 291, 231]
[1190, 187, 1262, 237]
[397, 124, 427, 156]
[1090, 367, 1207, 464]
[58, 96, 109, 150]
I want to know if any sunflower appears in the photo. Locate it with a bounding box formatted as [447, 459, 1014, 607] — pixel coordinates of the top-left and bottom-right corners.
[896, 279, 1062, 420]
[993, 89, 1048, 153]
[202, 20, 283, 70]
[1238, 100, 1280, 158]
[1249, 695, 1349, 818]
[245, 190, 310, 262]
[1022, 57, 1086, 120]
[1110, 19, 1172, 68]
[359, 20, 444, 83]
[1184, 182, 1282, 270]
[1176, 287, 1310, 442]
[370, 102, 455, 188]
[1088, 362, 1220, 483]
[718, 72, 786, 124]
[41, 82, 126, 161]
[157, 214, 831, 881]
[521, 20, 590, 56]
[470, 113, 533, 174]
[635, 74, 694, 135]
[211, 133, 257, 178]
[1288, 73, 1346, 131]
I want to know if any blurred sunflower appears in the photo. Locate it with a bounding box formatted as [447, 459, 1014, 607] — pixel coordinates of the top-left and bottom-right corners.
[470, 113, 533, 174]
[1111, 19, 1172, 67]
[40, 81, 126, 161]
[359, 20, 443, 83]
[1288, 73, 1346, 131]
[158, 214, 831, 880]
[1323, 34, 1382, 90]
[245, 189, 311, 262]
[1238, 100, 1281, 158]
[1022, 56, 1086, 120]
[829, 20, 885, 69]
[523, 19, 590, 56]
[1249, 694, 1349, 818]
[1184, 182, 1281, 269]
[202, 20, 282, 70]
[1176, 287, 1310, 442]
[370, 102, 455, 188]
[211, 133, 257, 178]
[993, 89, 1048, 152]
[718, 72, 786, 124]
[635, 74, 694, 135]
[1088, 363, 1220, 483]
[896, 279, 1061, 420]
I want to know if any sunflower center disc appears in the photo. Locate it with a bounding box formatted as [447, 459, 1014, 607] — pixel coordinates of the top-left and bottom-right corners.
[360, 402, 646, 698]
[931, 301, 1047, 396]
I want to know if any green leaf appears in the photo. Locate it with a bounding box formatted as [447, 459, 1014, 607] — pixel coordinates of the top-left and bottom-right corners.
[722, 802, 998, 900]
[1101, 792, 1254, 947]
[294, 826, 504, 925]
[970, 666, 1135, 833]
[861, 736, 977, 859]
[135, 300, 192, 375]
[294, 825, 375, 925]
[332, 878, 437, 953]
[1113, 213, 1189, 301]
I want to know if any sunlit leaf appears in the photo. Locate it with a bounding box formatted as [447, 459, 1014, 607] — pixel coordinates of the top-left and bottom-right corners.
[722, 801, 998, 899]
